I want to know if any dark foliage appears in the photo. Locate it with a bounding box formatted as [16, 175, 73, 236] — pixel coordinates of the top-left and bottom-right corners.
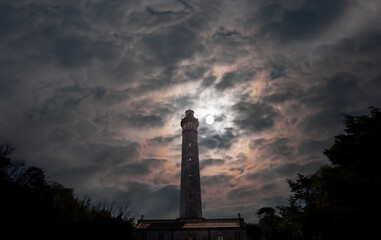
[0, 145, 135, 239]
[255, 107, 381, 240]
[245, 223, 261, 240]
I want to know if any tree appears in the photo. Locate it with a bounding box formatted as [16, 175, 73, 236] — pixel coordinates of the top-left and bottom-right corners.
[256, 207, 282, 240]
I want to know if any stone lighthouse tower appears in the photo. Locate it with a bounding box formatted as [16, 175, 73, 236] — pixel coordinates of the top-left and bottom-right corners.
[180, 109, 202, 219]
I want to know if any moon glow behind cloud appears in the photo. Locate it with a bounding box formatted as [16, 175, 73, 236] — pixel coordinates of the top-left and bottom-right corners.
[206, 115, 214, 125]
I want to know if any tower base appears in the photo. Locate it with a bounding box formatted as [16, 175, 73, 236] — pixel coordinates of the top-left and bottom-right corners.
[135, 216, 247, 240]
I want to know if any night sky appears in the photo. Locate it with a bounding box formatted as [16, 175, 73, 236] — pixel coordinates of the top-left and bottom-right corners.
[1, 0, 381, 223]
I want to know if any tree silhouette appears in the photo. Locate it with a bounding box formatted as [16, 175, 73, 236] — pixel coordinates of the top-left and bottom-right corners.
[0, 144, 135, 239]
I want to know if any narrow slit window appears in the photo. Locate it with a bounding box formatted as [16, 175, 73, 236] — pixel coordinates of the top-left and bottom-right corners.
[189, 143, 191, 147]
[189, 157, 192, 162]
[217, 233, 224, 240]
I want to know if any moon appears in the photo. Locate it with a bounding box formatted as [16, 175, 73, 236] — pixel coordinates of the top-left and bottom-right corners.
[205, 115, 214, 125]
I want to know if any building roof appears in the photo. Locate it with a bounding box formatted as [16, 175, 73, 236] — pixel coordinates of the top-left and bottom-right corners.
[136, 218, 244, 231]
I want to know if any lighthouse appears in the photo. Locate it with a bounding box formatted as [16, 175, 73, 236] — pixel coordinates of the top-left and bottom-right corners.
[179, 109, 202, 219]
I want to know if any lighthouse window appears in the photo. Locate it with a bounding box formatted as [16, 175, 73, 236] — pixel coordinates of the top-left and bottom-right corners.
[189, 157, 192, 162]
[189, 173, 192, 177]
[189, 143, 191, 147]
[217, 233, 224, 240]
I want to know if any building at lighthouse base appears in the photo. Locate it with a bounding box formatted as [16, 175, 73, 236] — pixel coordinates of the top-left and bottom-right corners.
[135, 217, 247, 240]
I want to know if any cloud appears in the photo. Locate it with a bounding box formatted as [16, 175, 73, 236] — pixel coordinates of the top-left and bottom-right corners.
[249, 137, 296, 162]
[53, 165, 105, 191]
[262, 81, 305, 103]
[298, 139, 330, 157]
[215, 69, 256, 91]
[147, 135, 179, 145]
[199, 127, 238, 150]
[246, 161, 326, 182]
[201, 174, 234, 187]
[227, 185, 257, 200]
[118, 182, 180, 219]
[200, 158, 224, 170]
[114, 158, 167, 176]
[1, 0, 381, 223]
[120, 113, 164, 128]
[200, 75, 217, 88]
[254, 0, 348, 42]
[233, 101, 279, 133]
[139, 24, 203, 66]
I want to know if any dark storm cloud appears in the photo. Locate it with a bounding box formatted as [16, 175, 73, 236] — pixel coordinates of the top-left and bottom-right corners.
[0, 60, 19, 99]
[139, 24, 203, 66]
[229, 167, 244, 174]
[201, 174, 234, 187]
[38, 82, 93, 115]
[46, 141, 141, 191]
[306, 73, 365, 110]
[235, 152, 248, 164]
[205, 26, 253, 65]
[129, 64, 209, 96]
[260, 195, 288, 209]
[199, 127, 238, 150]
[269, 62, 286, 80]
[200, 75, 217, 88]
[147, 135, 179, 145]
[215, 69, 256, 91]
[118, 182, 179, 219]
[73, 142, 141, 165]
[262, 81, 304, 103]
[254, 0, 348, 41]
[268, 138, 295, 159]
[114, 158, 167, 176]
[126, 0, 194, 32]
[310, 31, 381, 103]
[246, 160, 325, 182]
[51, 37, 120, 68]
[226, 182, 280, 201]
[199, 137, 218, 150]
[314, 30, 381, 65]
[120, 113, 164, 128]
[143, 185, 179, 218]
[298, 139, 330, 156]
[53, 165, 104, 188]
[0, 1, 123, 69]
[227, 185, 257, 200]
[297, 73, 368, 136]
[233, 101, 279, 133]
[200, 158, 224, 170]
[249, 137, 295, 162]
[211, 27, 245, 46]
[145, 6, 177, 16]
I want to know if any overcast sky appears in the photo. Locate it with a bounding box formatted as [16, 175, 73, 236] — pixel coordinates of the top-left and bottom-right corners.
[1, 0, 381, 223]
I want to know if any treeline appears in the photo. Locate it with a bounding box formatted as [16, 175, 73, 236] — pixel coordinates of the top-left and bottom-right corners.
[0, 144, 135, 239]
[249, 107, 381, 240]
